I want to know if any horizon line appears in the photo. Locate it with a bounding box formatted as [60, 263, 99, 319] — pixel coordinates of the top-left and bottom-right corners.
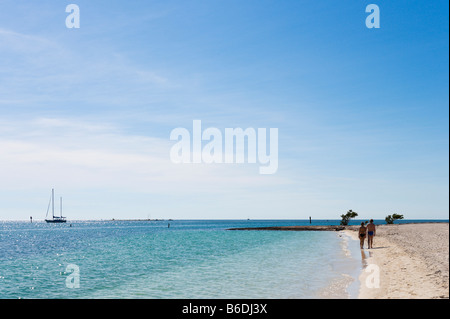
[2, 218, 449, 222]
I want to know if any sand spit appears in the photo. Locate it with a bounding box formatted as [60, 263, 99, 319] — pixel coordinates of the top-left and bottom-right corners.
[227, 225, 345, 231]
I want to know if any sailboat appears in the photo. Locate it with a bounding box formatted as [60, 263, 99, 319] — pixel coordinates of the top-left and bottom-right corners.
[45, 188, 66, 223]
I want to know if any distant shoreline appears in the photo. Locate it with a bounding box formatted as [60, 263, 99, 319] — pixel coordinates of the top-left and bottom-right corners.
[226, 220, 449, 231]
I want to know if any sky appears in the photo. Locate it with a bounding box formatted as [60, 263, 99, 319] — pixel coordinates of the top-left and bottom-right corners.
[0, 0, 448, 220]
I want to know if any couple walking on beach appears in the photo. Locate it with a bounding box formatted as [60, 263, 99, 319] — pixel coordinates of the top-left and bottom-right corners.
[359, 219, 376, 249]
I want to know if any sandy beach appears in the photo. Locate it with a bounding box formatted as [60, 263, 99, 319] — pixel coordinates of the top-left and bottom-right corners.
[344, 223, 449, 299]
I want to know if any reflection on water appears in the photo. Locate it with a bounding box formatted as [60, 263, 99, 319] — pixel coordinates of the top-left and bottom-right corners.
[360, 249, 368, 268]
[360, 249, 374, 269]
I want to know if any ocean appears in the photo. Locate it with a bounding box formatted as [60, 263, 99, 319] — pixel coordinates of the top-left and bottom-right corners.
[0, 219, 446, 299]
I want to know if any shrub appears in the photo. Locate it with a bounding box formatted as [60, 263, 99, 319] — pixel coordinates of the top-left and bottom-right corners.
[340, 210, 358, 225]
[385, 213, 404, 224]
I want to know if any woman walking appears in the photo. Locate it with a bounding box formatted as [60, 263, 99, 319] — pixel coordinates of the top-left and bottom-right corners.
[359, 222, 367, 249]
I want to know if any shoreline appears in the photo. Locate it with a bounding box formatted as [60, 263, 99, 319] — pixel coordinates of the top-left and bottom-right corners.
[228, 222, 449, 299]
[344, 223, 449, 299]
[317, 231, 363, 299]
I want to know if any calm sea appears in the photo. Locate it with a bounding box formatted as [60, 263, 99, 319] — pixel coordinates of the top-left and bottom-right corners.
[0, 219, 446, 299]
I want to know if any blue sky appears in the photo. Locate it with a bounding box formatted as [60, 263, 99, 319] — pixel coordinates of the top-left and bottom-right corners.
[0, 0, 448, 220]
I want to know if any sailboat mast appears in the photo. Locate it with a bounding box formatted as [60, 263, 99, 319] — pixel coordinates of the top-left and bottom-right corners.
[45, 188, 66, 223]
[52, 188, 55, 218]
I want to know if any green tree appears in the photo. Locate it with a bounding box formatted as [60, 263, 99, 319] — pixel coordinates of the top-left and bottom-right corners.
[340, 210, 358, 225]
[385, 213, 404, 224]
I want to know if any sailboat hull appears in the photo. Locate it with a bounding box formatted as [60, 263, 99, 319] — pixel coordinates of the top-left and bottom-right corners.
[45, 219, 66, 223]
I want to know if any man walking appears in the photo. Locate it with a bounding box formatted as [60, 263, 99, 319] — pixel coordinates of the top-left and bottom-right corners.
[367, 219, 376, 249]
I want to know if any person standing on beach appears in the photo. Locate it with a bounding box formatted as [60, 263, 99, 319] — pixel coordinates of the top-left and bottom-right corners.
[358, 222, 367, 249]
[367, 219, 376, 249]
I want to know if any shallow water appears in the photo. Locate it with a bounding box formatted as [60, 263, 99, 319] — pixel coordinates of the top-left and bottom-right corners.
[1, 219, 440, 299]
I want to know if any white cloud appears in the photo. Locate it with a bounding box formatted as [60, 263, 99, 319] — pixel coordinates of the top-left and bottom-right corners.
[0, 117, 288, 194]
[0, 28, 169, 107]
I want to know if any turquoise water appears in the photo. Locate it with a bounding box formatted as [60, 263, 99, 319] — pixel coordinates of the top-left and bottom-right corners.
[0, 219, 445, 299]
